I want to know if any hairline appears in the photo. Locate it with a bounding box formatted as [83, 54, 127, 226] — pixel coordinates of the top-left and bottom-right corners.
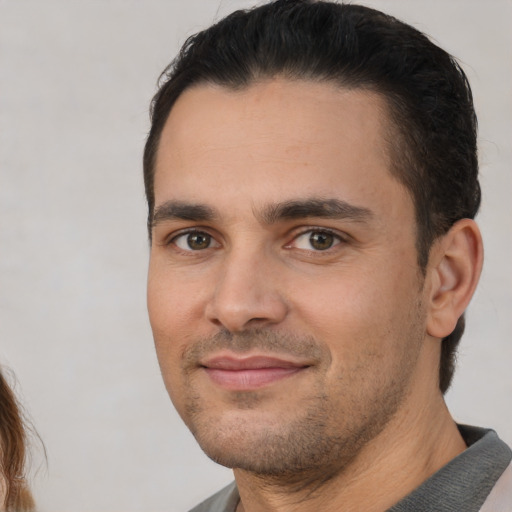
[148, 75, 430, 270]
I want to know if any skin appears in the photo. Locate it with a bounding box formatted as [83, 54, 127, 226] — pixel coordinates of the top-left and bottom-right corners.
[147, 79, 483, 511]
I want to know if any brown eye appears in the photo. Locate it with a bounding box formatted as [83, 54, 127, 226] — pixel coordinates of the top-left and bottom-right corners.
[173, 231, 218, 251]
[187, 233, 211, 250]
[309, 231, 335, 250]
[291, 230, 341, 251]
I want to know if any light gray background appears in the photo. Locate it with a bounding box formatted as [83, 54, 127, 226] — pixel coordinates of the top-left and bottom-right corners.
[0, 1, 510, 511]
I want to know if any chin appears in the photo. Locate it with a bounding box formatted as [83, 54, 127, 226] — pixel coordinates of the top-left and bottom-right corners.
[187, 407, 357, 479]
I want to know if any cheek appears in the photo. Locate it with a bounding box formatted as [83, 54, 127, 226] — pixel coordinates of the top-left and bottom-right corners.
[147, 284, 191, 414]
[147, 261, 208, 338]
[147, 270, 192, 378]
[290, 262, 422, 366]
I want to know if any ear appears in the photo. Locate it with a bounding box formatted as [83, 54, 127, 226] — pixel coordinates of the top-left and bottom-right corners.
[426, 219, 483, 338]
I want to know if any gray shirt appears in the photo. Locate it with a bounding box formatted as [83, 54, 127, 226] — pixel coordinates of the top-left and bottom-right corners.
[189, 425, 512, 512]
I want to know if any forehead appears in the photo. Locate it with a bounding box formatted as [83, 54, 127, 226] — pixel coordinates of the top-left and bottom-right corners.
[154, 79, 408, 218]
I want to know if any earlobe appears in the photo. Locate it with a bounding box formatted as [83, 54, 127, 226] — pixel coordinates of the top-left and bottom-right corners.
[426, 219, 484, 339]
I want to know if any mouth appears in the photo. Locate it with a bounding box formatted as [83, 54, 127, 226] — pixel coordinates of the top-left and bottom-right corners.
[200, 354, 311, 390]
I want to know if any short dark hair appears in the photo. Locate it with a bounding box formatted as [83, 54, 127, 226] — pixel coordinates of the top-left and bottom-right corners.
[143, 0, 481, 393]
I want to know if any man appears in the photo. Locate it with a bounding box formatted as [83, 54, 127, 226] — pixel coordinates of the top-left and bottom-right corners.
[144, 1, 512, 510]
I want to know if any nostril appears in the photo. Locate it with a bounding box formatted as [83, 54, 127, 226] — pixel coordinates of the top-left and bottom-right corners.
[204, 257, 289, 331]
[206, 295, 288, 333]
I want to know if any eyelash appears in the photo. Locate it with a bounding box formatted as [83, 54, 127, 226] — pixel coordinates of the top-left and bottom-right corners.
[167, 229, 219, 252]
[287, 227, 345, 251]
[166, 227, 346, 253]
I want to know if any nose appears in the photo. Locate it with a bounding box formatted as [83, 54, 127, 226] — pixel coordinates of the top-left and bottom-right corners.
[205, 248, 288, 332]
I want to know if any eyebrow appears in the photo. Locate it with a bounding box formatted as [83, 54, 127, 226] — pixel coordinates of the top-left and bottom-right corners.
[152, 198, 373, 228]
[258, 198, 374, 224]
[152, 201, 217, 227]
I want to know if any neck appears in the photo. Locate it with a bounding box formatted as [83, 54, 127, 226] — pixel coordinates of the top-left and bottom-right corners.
[234, 388, 466, 512]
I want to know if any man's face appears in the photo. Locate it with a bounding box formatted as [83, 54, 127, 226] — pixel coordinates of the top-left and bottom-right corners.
[148, 79, 433, 478]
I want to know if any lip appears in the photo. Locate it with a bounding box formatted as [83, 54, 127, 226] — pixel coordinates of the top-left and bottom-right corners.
[200, 354, 310, 390]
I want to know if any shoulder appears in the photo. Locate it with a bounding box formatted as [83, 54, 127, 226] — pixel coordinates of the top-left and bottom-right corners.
[189, 482, 239, 512]
[480, 460, 512, 512]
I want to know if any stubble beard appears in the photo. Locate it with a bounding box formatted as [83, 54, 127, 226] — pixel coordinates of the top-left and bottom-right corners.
[173, 325, 424, 486]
